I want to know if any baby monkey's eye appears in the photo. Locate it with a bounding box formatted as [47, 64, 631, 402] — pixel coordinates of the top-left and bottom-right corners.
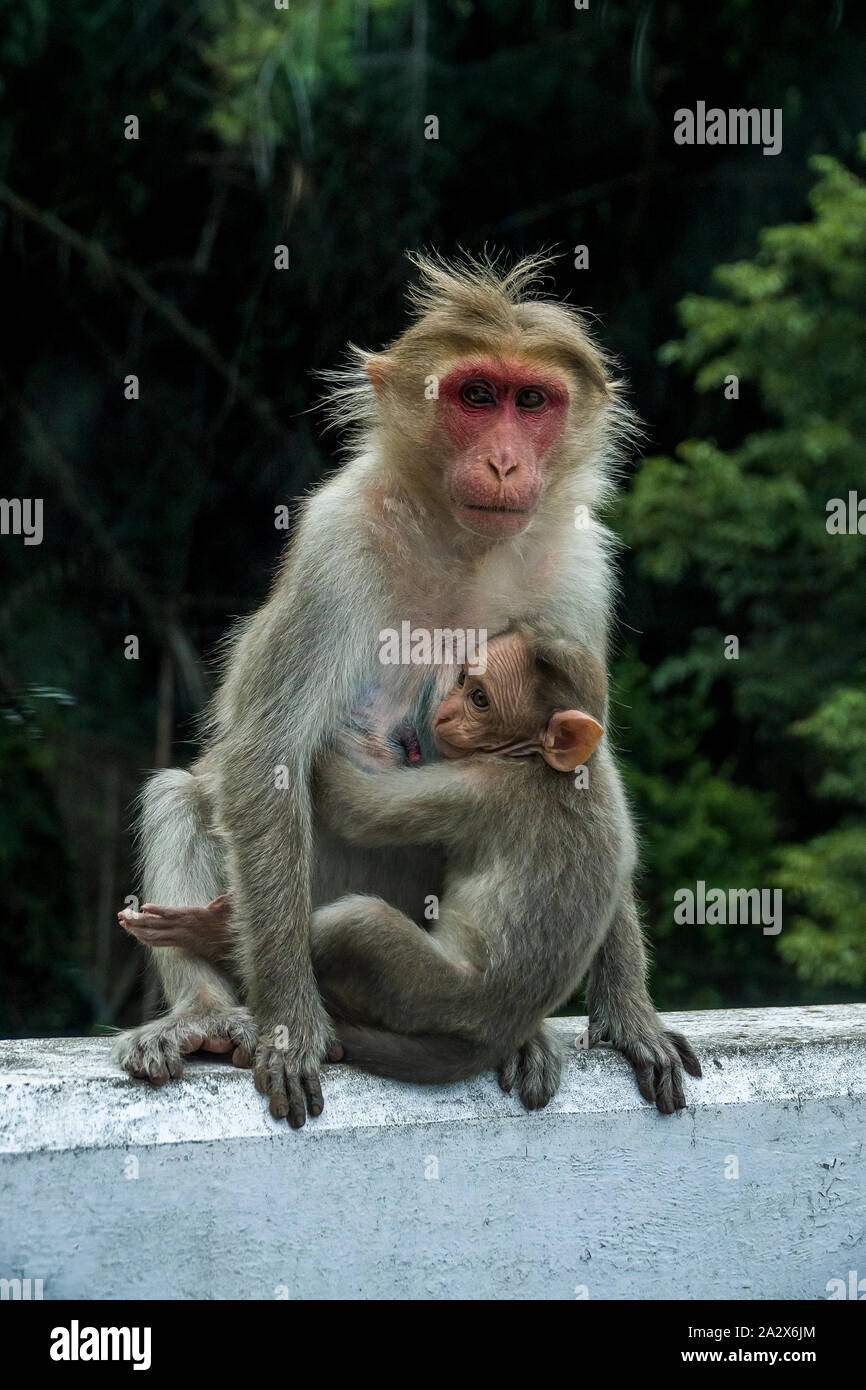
[516, 387, 545, 410]
[456, 670, 466, 686]
[470, 688, 489, 709]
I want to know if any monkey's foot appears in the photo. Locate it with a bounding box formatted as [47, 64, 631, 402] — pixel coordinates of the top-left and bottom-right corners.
[252, 1026, 338, 1129]
[592, 1022, 702, 1114]
[498, 1027, 563, 1111]
[118, 897, 232, 960]
[112, 1006, 256, 1085]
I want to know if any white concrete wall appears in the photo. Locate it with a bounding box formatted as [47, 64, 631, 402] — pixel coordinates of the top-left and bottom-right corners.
[1, 1006, 864, 1300]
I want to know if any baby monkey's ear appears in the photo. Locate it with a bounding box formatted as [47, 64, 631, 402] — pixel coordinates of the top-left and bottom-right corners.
[541, 710, 604, 772]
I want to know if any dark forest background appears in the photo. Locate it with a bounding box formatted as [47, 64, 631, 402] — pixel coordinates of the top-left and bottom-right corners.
[1, 0, 864, 1035]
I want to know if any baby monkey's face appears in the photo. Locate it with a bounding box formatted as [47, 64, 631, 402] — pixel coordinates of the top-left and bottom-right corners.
[432, 632, 540, 759]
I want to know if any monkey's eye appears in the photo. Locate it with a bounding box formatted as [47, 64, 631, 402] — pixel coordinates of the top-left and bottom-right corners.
[456, 670, 466, 686]
[470, 688, 489, 710]
[516, 388, 545, 410]
[462, 382, 496, 407]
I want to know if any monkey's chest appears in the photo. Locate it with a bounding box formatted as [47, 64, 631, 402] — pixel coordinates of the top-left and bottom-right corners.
[346, 558, 550, 737]
[386, 536, 553, 635]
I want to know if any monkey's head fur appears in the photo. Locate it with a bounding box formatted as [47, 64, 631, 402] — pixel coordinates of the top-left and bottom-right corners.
[322, 250, 640, 541]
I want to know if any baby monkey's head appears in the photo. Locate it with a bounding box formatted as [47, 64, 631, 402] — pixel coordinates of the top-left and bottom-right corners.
[432, 624, 606, 772]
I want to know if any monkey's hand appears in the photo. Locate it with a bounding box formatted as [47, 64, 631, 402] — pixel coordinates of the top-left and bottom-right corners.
[498, 1025, 563, 1111]
[253, 1029, 340, 1129]
[113, 1005, 257, 1085]
[590, 1018, 702, 1115]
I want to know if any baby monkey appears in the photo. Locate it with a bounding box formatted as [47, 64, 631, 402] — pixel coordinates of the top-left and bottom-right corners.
[122, 625, 700, 1111]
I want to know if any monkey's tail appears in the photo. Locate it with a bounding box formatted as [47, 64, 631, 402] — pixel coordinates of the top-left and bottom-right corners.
[335, 1024, 494, 1086]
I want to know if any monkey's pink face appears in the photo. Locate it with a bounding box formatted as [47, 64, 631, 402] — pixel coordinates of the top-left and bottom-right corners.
[436, 358, 569, 538]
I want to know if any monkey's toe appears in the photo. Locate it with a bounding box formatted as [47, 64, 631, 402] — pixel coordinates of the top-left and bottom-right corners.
[253, 1040, 327, 1129]
[498, 1030, 562, 1111]
[619, 1027, 699, 1114]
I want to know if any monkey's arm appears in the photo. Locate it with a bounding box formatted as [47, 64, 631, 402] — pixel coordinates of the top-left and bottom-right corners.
[215, 507, 389, 1126]
[316, 750, 497, 846]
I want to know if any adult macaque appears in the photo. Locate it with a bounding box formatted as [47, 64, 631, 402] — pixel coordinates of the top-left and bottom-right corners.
[122, 627, 701, 1113]
[114, 251, 692, 1126]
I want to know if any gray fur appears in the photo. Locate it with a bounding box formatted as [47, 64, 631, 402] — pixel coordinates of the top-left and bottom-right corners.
[112, 252, 697, 1122]
[309, 687, 646, 1109]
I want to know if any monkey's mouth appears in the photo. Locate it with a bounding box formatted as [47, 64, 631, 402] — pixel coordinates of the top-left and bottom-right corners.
[451, 496, 537, 538]
[459, 503, 532, 514]
[431, 729, 468, 759]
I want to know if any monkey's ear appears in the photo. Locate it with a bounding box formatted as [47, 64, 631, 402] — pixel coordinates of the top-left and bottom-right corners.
[365, 355, 393, 397]
[541, 710, 603, 772]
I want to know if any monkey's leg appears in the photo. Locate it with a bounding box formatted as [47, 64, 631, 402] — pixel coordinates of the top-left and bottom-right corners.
[586, 886, 702, 1114]
[330, 1023, 494, 1086]
[112, 770, 256, 1084]
[308, 895, 497, 1085]
[311, 894, 475, 1034]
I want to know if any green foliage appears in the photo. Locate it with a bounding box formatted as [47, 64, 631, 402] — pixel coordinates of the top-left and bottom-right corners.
[201, 0, 388, 154]
[775, 687, 866, 987]
[611, 648, 780, 1007]
[615, 144, 866, 1002]
[792, 687, 866, 808]
[777, 830, 866, 987]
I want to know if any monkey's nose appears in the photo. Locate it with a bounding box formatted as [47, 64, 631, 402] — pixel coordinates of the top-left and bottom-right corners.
[484, 454, 519, 480]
